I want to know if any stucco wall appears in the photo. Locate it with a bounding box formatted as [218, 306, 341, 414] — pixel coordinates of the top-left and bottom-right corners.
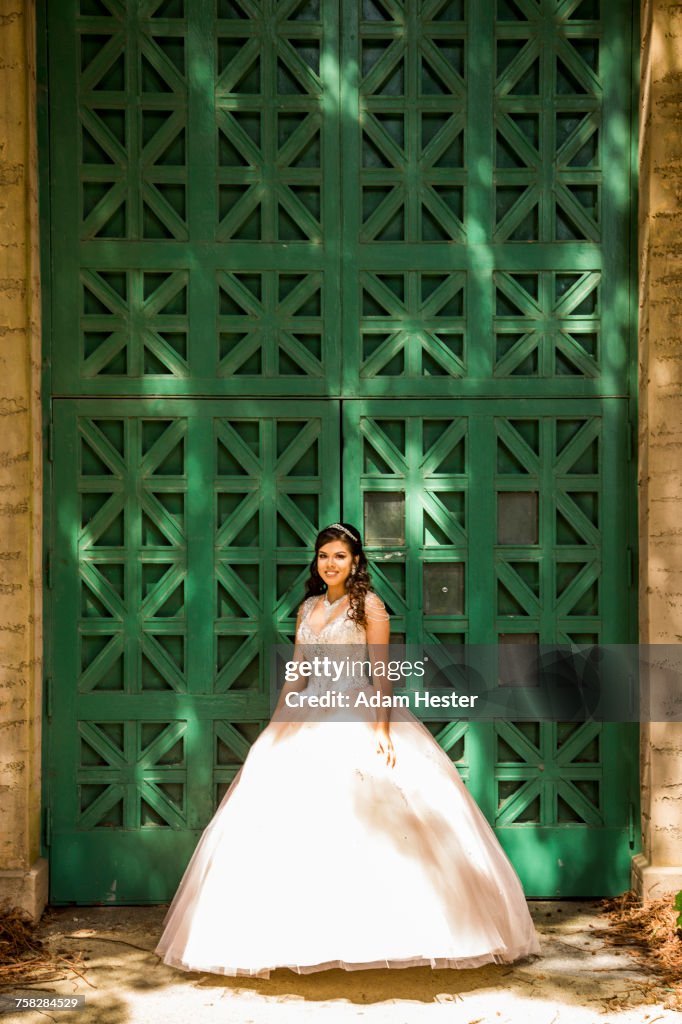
[633, 0, 682, 898]
[0, 0, 46, 917]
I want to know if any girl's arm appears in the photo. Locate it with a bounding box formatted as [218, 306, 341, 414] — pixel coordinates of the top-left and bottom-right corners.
[365, 592, 395, 766]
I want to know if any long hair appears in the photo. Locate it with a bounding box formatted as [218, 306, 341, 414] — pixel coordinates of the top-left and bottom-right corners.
[303, 523, 372, 627]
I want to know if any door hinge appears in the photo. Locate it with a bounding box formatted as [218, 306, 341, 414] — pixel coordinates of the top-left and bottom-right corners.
[43, 806, 51, 849]
[45, 551, 52, 589]
[44, 675, 52, 722]
[626, 547, 633, 588]
[628, 802, 636, 849]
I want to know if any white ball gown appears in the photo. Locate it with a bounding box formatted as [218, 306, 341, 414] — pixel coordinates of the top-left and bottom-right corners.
[154, 592, 541, 977]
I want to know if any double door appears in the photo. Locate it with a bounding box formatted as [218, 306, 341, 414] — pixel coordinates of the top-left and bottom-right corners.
[47, 395, 636, 901]
[43, 0, 638, 901]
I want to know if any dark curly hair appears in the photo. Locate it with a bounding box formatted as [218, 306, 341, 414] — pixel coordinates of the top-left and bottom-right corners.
[303, 523, 372, 628]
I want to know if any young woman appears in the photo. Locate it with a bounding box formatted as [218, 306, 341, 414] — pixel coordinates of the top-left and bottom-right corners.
[154, 523, 541, 977]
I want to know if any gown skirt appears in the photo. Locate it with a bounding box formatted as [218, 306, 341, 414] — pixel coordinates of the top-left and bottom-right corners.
[154, 702, 542, 977]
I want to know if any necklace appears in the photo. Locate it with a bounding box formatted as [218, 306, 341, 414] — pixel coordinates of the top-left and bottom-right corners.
[322, 591, 347, 620]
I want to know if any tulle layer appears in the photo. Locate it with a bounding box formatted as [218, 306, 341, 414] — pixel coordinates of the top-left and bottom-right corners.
[156, 948, 538, 980]
[154, 709, 542, 977]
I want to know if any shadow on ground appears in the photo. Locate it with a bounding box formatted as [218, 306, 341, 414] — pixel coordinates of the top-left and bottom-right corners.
[1, 901, 679, 1024]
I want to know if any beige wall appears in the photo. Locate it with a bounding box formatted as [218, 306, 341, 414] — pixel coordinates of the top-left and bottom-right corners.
[632, 0, 682, 898]
[0, 0, 47, 917]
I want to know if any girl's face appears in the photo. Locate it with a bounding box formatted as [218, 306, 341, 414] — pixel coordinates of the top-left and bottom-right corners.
[316, 539, 357, 589]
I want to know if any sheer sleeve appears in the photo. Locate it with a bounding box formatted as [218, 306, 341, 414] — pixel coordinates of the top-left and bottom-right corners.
[365, 591, 390, 622]
[294, 599, 307, 641]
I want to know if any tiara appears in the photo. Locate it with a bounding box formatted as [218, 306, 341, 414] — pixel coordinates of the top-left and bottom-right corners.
[326, 522, 359, 543]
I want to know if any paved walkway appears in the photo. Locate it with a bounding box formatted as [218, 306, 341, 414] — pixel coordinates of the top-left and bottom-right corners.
[0, 901, 679, 1024]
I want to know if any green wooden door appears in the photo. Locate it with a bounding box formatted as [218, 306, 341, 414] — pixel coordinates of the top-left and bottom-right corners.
[43, 0, 638, 901]
[331, 0, 639, 895]
[48, 401, 340, 901]
[343, 399, 636, 895]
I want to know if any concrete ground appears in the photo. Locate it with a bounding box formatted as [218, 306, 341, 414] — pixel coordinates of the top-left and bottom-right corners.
[0, 901, 679, 1024]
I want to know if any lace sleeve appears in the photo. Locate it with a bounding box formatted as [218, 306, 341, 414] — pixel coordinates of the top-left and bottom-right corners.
[365, 591, 390, 622]
[295, 597, 312, 631]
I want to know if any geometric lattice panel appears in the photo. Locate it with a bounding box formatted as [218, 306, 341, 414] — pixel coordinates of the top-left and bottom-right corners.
[79, 0, 188, 241]
[79, 416, 188, 694]
[217, 271, 325, 378]
[54, 0, 633, 397]
[495, 414, 603, 643]
[494, 271, 600, 377]
[50, 400, 339, 901]
[341, 0, 631, 397]
[347, 401, 620, 647]
[343, 397, 636, 896]
[495, 0, 603, 243]
[217, 0, 326, 243]
[360, 271, 466, 378]
[52, 0, 340, 394]
[81, 270, 189, 379]
[215, 412, 333, 698]
[46, 0, 637, 901]
[354, 410, 468, 644]
[69, 401, 339, 706]
[78, 720, 187, 829]
[495, 720, 603, 826]
[356, 0, 466, 244]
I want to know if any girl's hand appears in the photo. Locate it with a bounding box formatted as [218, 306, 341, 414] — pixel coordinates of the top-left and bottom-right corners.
[375, 724, 396, 768]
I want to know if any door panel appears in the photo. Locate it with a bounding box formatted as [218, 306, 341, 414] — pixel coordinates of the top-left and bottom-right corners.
[344, 398, 630, 644]
[344, 398, 637, 896]
[340, 0, 634, 399]
[48, 399, 339, 901]
[48, 0, 341, 396]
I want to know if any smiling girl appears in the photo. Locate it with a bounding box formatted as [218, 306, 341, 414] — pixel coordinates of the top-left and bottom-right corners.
[154, 522, 541, 978]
